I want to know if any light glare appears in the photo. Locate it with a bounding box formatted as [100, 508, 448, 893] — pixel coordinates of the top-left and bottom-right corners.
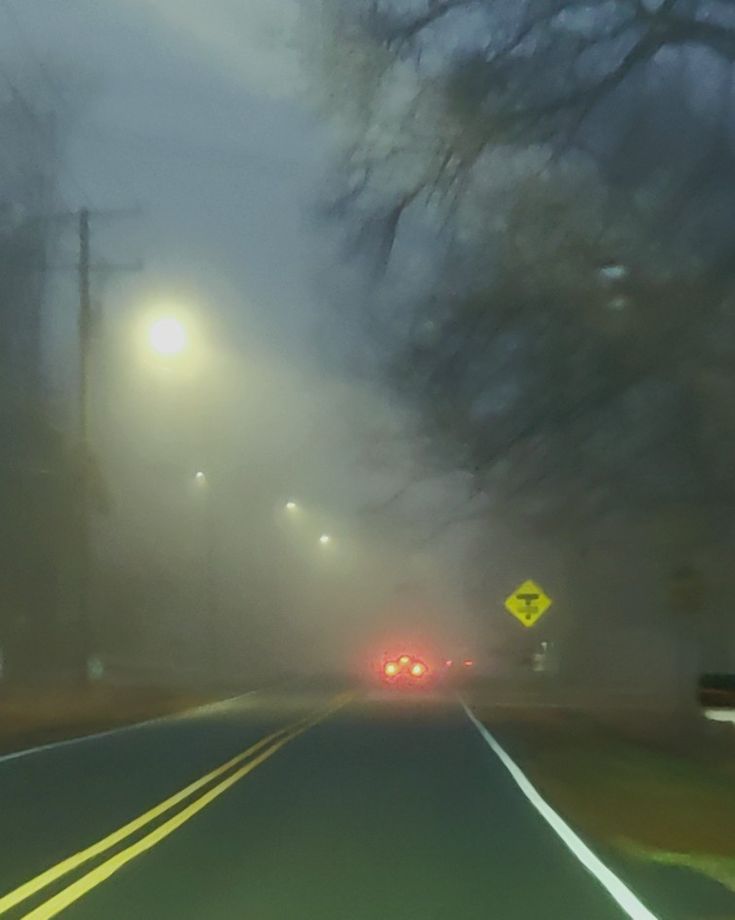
[149, 317, 187, 356]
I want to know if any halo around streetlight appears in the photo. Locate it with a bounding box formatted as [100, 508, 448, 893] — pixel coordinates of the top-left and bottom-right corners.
[195, 471, 207, 483]
[285, 500, 298, 512]
[149, 316, 187, 356]
[319, 534, 331, 545]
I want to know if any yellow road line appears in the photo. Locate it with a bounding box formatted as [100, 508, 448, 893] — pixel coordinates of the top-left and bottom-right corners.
[0, 726, 296, 915]
[0, 697, 347, 916]
[22, 697, 348, 920]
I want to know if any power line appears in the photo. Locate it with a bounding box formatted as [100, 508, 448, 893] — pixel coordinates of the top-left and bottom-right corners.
[0, 1, 91, 204]
[0, 57, 92, 207]
[1, 0, 299, 195]
[0, 0, 140, 205]
[1, 0, 68, 112]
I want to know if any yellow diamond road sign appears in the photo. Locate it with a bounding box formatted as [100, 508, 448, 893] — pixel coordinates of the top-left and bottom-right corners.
[505, 580, 552, 628]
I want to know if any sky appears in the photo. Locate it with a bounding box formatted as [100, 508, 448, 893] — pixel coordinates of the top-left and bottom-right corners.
[0, 0, 480, 670]
[0, 0, 698, 684]
[6, 0, 325, 351]
[0, 0, 342, 449]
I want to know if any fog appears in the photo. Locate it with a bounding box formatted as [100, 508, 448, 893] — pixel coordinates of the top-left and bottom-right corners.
[3, 10, 735, 920]
[0, 0, 481, 686]
[3, 0, 734, 702]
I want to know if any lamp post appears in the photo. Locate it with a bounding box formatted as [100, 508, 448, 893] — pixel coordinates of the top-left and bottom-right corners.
[194, 471, 219, 681]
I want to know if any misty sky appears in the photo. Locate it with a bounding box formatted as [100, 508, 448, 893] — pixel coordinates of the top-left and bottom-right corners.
[0, 0, 481, 659]
[3, 0, 353, 477]
[5, 0, 324, 351]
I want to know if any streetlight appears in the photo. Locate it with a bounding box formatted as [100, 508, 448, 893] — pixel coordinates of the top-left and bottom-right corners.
[599, 262, 628, 282]
[319, 534, 332, 546]
[204, 492, 218, 677]
[285, 500, 298, 512]
[148, 316, 187, 356]
[191, 468, 218, 676]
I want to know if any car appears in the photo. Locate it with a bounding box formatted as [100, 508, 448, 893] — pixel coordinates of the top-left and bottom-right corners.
[380, 654, 432, 688]
[439, 654, 477, 688]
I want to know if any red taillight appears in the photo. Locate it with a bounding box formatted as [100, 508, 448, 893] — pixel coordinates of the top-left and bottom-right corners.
[384, 661, 399, 677]
[445, 659, 453, 668]
[463, 659, 474, 668]
[410, 661, 427, 677]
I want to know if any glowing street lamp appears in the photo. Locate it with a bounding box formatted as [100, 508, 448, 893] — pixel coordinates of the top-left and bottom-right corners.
[195, 471, 207, 485]
[285, 500, 298, 512]
[599, 262, 628, 283]
[319, 534, 331, 546]
[148, 316, 187, 356]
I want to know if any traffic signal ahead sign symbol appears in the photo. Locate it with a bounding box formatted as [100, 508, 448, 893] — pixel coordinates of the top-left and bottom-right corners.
[505, 580, 552, 628]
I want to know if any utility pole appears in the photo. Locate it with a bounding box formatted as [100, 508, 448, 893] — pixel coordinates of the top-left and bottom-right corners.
[195, 473, 219, 681]
[77, 207, 92, 678]
[72, 206, 141, 681]
[1, 205, 140, 681]
[205, 486, 220, 681]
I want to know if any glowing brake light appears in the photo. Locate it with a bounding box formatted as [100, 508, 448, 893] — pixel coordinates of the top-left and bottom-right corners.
[384, 661, 399, 677]
[410, 661, 427, 677]
[463, 659, 474, 668]
[398, 655, 411, 666]
[445, 659, 453, 668]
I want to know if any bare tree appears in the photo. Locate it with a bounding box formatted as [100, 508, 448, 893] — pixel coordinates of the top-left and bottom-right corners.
[313, 3, 735, 690]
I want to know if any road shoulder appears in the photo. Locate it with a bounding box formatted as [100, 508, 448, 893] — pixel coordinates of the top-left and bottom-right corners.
[467, 700, 735, 920]
[0, 684, 247, 760]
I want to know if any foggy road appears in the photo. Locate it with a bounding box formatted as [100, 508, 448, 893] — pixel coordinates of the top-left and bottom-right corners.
[0, 689, 657, 920]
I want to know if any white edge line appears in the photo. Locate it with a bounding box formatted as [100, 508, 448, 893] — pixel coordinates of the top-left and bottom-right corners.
[460, 698, 660, 920]
[0, 689, 259, 767]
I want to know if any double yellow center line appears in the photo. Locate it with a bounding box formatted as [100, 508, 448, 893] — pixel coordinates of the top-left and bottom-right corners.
[1, 693, 350, 919]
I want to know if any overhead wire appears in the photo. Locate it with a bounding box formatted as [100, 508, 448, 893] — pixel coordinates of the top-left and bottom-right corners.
[0, 49, 91, 207]
[0, 0, 140, 207]
[1, 0, 301, 193]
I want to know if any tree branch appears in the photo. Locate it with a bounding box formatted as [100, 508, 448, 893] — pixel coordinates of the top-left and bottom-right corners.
[387, 0, 477, 47]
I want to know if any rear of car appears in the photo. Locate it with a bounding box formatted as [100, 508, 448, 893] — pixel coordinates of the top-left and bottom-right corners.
[380, 654, 432, 689]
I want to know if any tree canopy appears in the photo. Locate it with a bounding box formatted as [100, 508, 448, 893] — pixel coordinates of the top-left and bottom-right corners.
[316, 0, 735, 534]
